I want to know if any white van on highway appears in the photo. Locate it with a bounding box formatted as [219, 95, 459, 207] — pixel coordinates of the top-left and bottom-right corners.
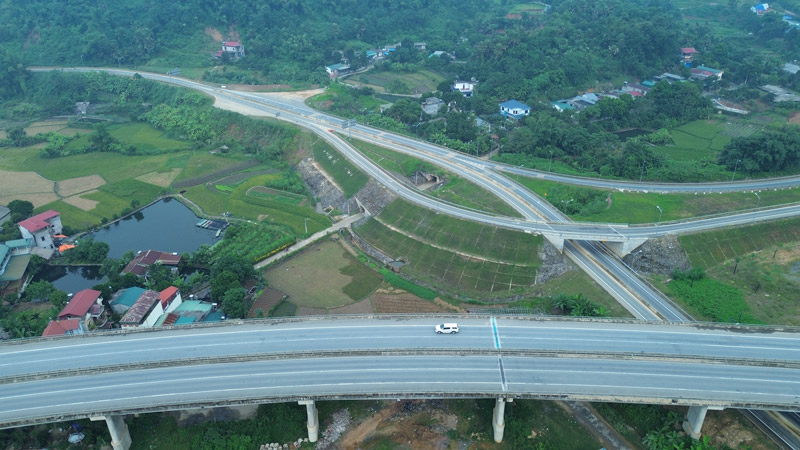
[435, 323, 459, 334]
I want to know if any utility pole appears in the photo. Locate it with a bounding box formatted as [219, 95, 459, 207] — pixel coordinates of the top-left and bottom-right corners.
[304, 218, 308, 235]
[656, 205, 663, 223]
[640, 161, 645, 182]
[753, 191, 760, 224]
[549, 150, 554, 172]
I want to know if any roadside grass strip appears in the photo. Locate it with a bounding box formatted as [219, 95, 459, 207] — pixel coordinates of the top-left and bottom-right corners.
[679, 218, 800, 267]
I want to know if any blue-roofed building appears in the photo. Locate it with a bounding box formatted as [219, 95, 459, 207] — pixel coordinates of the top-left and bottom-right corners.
[551, 101, 575, 112]
[203, 311, 225, 323]
[0, 238, 32, 289]
[110, 287, 146, 314]
[500, 100, 531, 119]
[175, 316, 196, 325]
[325, 63, 351, 79]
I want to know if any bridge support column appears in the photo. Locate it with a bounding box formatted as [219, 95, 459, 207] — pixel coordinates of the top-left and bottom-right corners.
[90, 415, 131, 450]
[543, 234, 565, 253]
[682, 406, 722, 439]
[299, 400, 319, 442]
[492, 398, 512, 443]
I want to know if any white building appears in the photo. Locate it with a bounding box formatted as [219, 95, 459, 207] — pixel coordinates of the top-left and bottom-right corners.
[18, 210, 62, 250]
[453, 81, 477, 97]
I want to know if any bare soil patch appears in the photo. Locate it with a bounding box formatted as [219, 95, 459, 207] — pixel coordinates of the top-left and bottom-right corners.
[136, 169, 181, 187]
[57, 175, 106, 197]
[371, 288, 450, 313]
[204, 26, 223, 42]
[213, 96, 273, 117]
[255, 88, 326, 101]
[702, 410, 774, 450]
[789, 112, 800, 125]
[63, 192, 100, 211]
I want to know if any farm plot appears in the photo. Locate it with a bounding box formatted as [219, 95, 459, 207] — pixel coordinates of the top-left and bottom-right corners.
[246, 186, 306, 205]
[56, 175, 106, 197]
[0, 170, 57, 207]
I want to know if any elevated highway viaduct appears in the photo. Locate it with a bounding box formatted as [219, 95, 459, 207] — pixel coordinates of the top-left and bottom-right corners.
[2, 317, 800, 448]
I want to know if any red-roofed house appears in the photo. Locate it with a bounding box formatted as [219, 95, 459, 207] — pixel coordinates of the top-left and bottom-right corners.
[220, 41, 245, 58]
[18, 210, 62, 250]
[58, 289, 107, 326]
[159, 286, 183, 313]
[42, 319, 86, 337]
[120, 289, 162, 329]
[122, 250, 182, 277]
[681, 47, 699, 62]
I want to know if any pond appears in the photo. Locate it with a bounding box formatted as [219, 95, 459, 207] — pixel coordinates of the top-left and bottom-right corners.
[35, 198, 220, 293]
[36, 265, 105, 294]
[88, 198, 219, 259]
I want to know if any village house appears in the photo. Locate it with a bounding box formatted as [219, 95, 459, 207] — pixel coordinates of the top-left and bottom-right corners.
[42, 319, 87, 337]
[122, 249, 182, 277]
[215, 41, 245, 59]
[119, 289, 161, 329]
[413, 42, 427, 50]
[784, 62, 800, 75]
[691, 65, 724, 80]
[18, 210, 62, 251]
[751, 3, 770, 15]
[154, 299, 221, 327]
[500, 100, 531, 119]
[0, 238, 32, 293]
[57, 288, 107, 327]
[325, 63, 351, 79]
[452, 80, 476, 97]
[421, 97, 445, 115]
[680, 47, 699, 63]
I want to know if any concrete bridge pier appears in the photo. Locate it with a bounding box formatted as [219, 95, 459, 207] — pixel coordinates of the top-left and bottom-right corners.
[682, 406, 722, 439]
[606, 238, 648, 258]
[90, 415, 131, 450]
[298, 400, 319, 442]
[492, 398, 512, 443]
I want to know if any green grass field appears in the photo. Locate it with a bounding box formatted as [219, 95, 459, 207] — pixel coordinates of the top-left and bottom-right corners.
[354, 200, 544, 299]
[378, 200, 540, 264]
[354, 69, 446, 95]
[312, 138, 369, 197]
[351, 138, 522, 217]
[246, 186, 306, 205]
[652, 120, 730, 162]
[265, 240, 382, 308]
[184, 176, 329, 236]
[680, 218, 800, 267]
